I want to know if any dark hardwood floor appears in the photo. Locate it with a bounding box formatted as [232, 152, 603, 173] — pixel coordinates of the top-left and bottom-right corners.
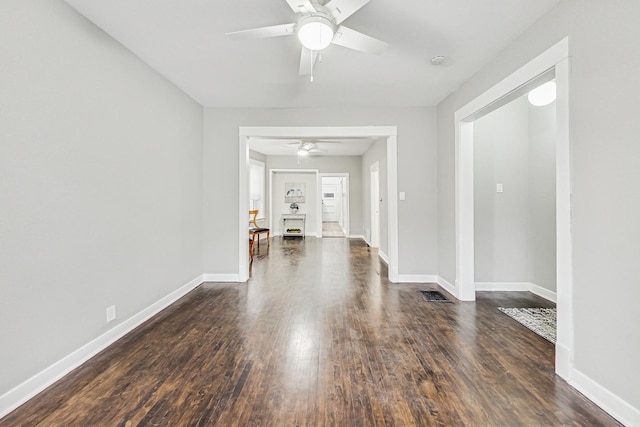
[2, 238, 619, 426]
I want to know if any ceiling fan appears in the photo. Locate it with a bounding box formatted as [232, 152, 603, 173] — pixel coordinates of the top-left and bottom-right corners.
[285, 140, 331, 156]
[226, 0, 388, 80]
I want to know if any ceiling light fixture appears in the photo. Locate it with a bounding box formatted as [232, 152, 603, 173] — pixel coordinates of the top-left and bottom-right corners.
[431, 55, 445, 65]
[297, 148, 310, 156]
[297, 15, 335, 51]
[528, 81, 557, 106]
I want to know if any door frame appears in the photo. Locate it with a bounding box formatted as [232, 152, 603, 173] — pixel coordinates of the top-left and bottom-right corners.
[453, 37, 572, 379]
[318, 173, 350, 237]
[239, 126, 399, 282]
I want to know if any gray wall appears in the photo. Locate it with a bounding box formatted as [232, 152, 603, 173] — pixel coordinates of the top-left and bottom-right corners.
[0, 0, 203, 397]
[474, 97, 531, 283]
[266, 155, 363, 236]
[473, 96, 556, 292]
[437, 0, 640, 411]
[203, 107, 438, 276]
[271, 171, 318, 234]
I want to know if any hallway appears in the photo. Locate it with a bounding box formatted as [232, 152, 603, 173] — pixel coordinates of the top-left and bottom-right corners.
[2, 238, 618, 426]
[322, 221, 346, 238]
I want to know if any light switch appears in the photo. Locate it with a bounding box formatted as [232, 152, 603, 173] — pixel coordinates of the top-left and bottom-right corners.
[399, 191, 406, 201]
[496, 184, 503, 193]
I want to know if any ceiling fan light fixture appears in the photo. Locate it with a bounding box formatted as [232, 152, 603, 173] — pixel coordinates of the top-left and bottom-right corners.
[298, 16, 334, 50]
[297, 147, 310, 156]
[528, 81, 557, 106]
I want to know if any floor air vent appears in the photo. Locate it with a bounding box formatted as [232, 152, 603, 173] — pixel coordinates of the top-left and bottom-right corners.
[419, 290, 451, 302]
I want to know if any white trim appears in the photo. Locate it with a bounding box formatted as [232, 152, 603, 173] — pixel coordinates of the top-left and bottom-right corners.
[348, 234, 365, 241]
[475, 282, 557, 303]
[453, 37, 572, 379]
[239, 135, 250, 282]
[570, 370, 640, 427]
[455, 38, 569, 121]
[387, 135, 399, 283]
[202, 274, 242, 283]
[397, 274, 438, 283]
[0, 275, 204, 419]
[378, 250, 389, 265]
[455, 120, 476, 301]
[529, 283, 557, 303]
[437, 276, 456, 296]
[555, 343, 572, 385]
[554, 56, 574, 381]
[240, 126, 399, 283]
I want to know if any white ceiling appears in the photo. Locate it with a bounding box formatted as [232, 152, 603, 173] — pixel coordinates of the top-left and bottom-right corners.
[64, 0, 561, 109]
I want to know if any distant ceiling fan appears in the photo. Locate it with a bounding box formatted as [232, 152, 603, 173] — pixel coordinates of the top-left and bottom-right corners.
[285, 140, 331, 156]
[226, 0, 388, 80]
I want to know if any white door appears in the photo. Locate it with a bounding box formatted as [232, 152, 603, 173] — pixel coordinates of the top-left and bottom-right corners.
[370, 163, 380, 248]
[322, 183, 338, 221]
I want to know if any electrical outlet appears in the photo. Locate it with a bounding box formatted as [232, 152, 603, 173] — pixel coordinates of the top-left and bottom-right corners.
[106, 305, 116, 323]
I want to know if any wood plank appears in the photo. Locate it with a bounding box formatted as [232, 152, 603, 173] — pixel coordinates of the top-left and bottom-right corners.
[1, 238, 620, 426]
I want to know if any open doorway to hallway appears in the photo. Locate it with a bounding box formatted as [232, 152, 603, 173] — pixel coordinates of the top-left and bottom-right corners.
[239, 126, 399, 283]
[320, 174, 349, 238]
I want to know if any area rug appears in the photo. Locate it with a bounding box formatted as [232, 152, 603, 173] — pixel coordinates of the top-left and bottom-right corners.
[498, 307, 557, 344]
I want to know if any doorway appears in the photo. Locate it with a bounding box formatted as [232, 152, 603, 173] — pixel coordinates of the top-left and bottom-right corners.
[454, 37, 571, 379]
[320, 174, 349, 238]
[239, 126, 399, 283]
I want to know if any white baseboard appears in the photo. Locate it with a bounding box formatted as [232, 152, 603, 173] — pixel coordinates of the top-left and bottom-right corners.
[437, 276, 456, 297]
[378, 250, 390, 265]
[570, 369, 640, 427]
[0, 274, 204, 420]
[397, 274, 438, 283]
[475, 281, 557, 303]
[202, 274, 241, 282]
[528, 283, 557, 303]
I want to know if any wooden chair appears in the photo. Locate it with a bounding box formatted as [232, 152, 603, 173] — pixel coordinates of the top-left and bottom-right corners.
[249, 210, 270, 249]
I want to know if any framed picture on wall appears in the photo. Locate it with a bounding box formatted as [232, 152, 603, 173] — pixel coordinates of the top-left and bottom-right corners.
[285, 182, 305, 203]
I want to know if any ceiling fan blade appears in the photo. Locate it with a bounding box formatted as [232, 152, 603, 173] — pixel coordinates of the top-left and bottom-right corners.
[226, 23, 296, 40]
[285, 0, 317, 14]
[324, 0, 370, 25]
[299, 47, 319, 76]
[332, 25, 388, 55]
